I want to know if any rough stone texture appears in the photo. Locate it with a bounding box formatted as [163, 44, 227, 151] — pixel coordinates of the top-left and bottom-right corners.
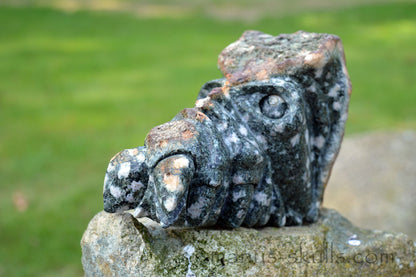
[81, 208, 416, 276]
[218, 30, 351, 88]
[325, 130, 416, 239]
[102, 30, 352, 228]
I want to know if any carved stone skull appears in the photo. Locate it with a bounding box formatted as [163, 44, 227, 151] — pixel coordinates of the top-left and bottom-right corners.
[103, 31, 352, 228]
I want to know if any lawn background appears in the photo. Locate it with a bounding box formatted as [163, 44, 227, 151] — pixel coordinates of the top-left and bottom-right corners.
[0, 1, 415, 276]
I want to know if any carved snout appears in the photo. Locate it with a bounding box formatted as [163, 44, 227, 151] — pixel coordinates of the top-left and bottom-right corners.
[103, 147, 148, 213]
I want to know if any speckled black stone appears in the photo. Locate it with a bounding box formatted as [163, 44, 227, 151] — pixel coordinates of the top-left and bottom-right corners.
[102, 31, 351, 228]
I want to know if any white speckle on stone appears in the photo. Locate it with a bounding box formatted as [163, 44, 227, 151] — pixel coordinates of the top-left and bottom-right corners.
[304, 54, 315, 63]
[236, 209, 245, 219]
[305, 156, 310, 167]
[306, 83, 317, 93]
[232, 189, 246, 201]
[313, 135, 326, 149]
[333, 101, 342, 111]
[255, 152, 264, 164]
[328, 84, 340, 97]
[188, 197, 205, 219]
[133, 206, 149, 218]
[184, 244, 195, 258]
[256, 135, 267, 144]
[215, 206, 222, 216]
[348, 234, 361, 246]
[183, 245, 196, 277]
[290, 134, 300, 146]
[195, 96, 210, 108]
[395, 257, 401, 265]
[127, 148, 136, 156]
[107, 163, 116, 172]
[232, 175, 244, 185]
[280, 215, 286, 226]
[302, 172, 308, 182]
[314, 67, 324, 78]
[110, 185, 123, 198]
[254, 192, 270, 206]
[164, 197, 177, 212]
[242, 113, 250, 123]
[136, 152, 146, 163]
[320, 172, 329, 184]
[173, 156, 190, 168]
[239, 125, 248, 136]
[126, 193, 135, 203]
[266, 177, 272, 184]
[274, 78, 285, 86]
[294, 215, 302, 224]
[217, 122, 228, 132]
[272, 124, 285, 133]
[326, 71, 332, 79]
[103, 174, 110, 190]
[209, 179, 220, 187]
[163, 173, 184, 192]
[129, 180, 144, 192]
[117, 162, 131, 179]
[340, 112, 348, 122]
[226, 132, 239, 145]
[238, 43, 255, 54]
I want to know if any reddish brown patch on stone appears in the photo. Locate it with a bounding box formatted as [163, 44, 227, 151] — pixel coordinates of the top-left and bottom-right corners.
[180, 108, 209, 123]
[163, 173, 183, 192]
[158, 140, 169, 148]
[131, 148, 139, 155]
[146, 120, 198, 149]
[110, 149, 135, 163]
[218, 30, 351, 94]
[110, 153, 119, 163]
[207, 87, 226, 102]
[182, 129, 194, 140]
[195, 111, 208, 122]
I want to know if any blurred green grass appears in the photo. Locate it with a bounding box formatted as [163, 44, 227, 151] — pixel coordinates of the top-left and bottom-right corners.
[0, 2, 415, 276]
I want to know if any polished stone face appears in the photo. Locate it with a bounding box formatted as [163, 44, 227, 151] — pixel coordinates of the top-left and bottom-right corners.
[102, 30, 352, 228]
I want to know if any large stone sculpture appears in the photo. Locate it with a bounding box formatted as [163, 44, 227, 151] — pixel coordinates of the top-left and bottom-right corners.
[102, 30, 352, 228]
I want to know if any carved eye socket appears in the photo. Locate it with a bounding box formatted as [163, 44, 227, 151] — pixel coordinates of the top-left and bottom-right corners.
[260, 95, 288, 119]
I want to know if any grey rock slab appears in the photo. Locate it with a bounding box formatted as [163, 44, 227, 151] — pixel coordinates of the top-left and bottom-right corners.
[81, 208, 416, 276]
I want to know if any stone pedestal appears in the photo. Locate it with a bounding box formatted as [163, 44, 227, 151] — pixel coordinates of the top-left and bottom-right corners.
[81, 208, 415, 276]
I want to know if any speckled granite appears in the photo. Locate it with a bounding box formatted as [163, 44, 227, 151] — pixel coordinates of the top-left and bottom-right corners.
[102, 30, 351, 228]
